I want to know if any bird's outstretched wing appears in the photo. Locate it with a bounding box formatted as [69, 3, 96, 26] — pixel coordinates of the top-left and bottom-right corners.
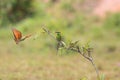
[12, 28, 22, 44]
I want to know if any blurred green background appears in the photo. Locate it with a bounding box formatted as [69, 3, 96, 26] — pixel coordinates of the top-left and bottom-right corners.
[0, 0, 120, 80]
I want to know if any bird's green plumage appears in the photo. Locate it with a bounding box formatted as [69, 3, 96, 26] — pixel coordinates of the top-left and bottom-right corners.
[56, 32, 62, 41]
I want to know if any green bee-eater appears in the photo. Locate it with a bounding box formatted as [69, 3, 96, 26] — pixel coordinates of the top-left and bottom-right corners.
[55, 32, 62, 42]
[55, 32, 66, 52]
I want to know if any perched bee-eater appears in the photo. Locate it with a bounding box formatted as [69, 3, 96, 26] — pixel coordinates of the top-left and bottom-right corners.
[55, 32, 62, 42]
[55, 32, 66, 52]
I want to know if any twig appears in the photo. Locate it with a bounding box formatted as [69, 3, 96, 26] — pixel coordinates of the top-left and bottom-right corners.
[89, 57, 100, 80]
[41, 25, 56, 40]
[69, 47, 100, 80]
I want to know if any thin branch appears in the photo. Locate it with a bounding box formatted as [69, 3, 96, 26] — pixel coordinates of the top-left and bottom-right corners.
[68, 47, 100, 80]
[41, 26, 56, 40]
[89, 57, 100, 80]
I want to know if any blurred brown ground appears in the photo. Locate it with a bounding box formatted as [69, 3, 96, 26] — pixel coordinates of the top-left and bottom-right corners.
[93, 0, 120, 18]
[43, 0, 120, 19]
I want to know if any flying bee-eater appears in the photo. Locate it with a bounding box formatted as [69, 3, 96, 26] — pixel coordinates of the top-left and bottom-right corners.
[11, 28, 32, 44]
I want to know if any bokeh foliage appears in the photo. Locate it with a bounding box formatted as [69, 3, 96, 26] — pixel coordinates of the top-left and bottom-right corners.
[0, 0, 35, 26]
[104, 13, 120, 37]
